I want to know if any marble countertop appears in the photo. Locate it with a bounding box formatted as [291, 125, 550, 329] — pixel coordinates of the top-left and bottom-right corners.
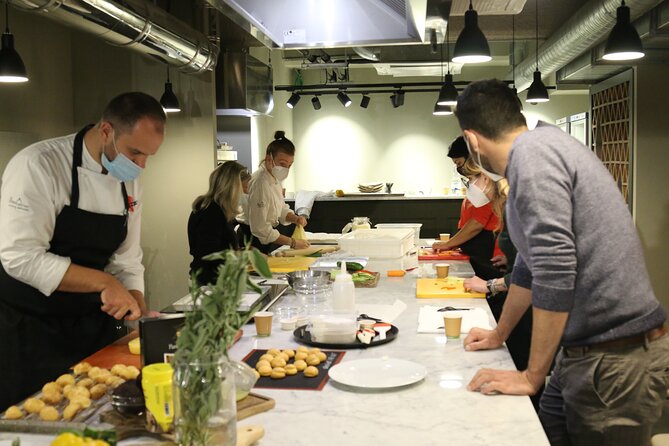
[285, 194, 464, 202]
[228, 274, 549, 446]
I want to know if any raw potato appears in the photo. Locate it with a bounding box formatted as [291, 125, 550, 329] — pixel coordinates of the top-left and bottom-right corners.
[4, 405, 24, 420]
[72, 362, 91, 376]
[24, 397, 45, 414]
[316, 352, 327, 362]
[255, 360, 271, 370]
[56, 374, 75, 387]
[258, 365, 272, 377]
[77, 378, 94, 389]
[282, 349, 295, 359]
[270, 368, 286, 379]
[39, 406, 59, 421]
[306, 355, 320, 366]
[284, 364, 298, 376]
[303, 366, 319, 378]
[42, 382, 60, 394]
[42, 390, 63, 405]
[62, 403, 81, 421]
[294, 352, 308, 362]
[270, 357, 287, 368]
[89, 384, 107, 400]
[293, 360, 307, 371]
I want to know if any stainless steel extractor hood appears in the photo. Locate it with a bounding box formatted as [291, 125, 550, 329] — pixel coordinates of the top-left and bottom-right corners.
[215, 51, 273, 116]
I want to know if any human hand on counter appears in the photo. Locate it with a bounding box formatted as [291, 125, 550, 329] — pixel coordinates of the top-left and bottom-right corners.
[464, 276, 487, 293]
[432, 241, 451, 252]
[100, 279, 142, 320]
[467, 369, 540, 396]
[491, 255, 508, 270]
[464, 327, 504, 351]
[292, 238, 310, 249]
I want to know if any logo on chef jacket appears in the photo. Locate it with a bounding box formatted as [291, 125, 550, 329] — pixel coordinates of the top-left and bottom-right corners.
[257, 200, 265, 208]
[127, 195, 139, 213]
[8, 196, 29, 212]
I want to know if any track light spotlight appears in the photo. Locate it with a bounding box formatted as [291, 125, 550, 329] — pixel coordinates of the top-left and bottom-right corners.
[360, 95, 371, 108]
[391, 91, 405, 108]
[311, 96, 321, 110]
[337, 91, 352, 107]
[286, 93, 301, 109]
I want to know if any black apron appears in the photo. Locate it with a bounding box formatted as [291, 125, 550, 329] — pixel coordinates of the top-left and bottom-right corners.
[0, 125, 130, 410]
[236, 223, 280, 255]
[460, 229, 502, 280]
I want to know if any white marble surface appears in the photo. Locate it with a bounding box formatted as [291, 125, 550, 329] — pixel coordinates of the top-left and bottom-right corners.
[230, 275, 549, 446]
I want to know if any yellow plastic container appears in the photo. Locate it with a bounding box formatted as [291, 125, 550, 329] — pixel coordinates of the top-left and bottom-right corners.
[141, 363, 174, 433]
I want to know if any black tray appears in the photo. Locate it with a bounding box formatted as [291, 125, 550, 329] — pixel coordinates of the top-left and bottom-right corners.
[293, 324, 398, 349]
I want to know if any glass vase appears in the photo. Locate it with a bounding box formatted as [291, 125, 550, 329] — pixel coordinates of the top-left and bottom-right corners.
[173, 356, 237, 446]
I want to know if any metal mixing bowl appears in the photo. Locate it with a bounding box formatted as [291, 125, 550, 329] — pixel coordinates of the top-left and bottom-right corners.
[285, 270, 332, 292]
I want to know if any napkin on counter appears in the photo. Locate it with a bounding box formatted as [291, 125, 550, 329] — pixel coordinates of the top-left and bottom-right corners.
[417, 306, 493, 334]
[356, 300, 407, 323]
[295, 190, 327, 218]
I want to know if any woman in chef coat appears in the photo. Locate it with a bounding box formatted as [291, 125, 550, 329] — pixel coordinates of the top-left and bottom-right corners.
[237, 131, 310, 254]
[188, 161, 247, 286]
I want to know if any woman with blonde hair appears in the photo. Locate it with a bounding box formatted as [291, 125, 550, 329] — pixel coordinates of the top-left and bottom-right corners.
[188, 161, 247, 285]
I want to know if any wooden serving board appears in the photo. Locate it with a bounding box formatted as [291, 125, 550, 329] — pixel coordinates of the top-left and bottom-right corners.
[416, 278, 486, 299]
[266, 256, 316, 273]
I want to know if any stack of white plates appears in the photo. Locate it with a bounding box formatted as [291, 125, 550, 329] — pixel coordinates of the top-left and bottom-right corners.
[358, 183, 383, 193]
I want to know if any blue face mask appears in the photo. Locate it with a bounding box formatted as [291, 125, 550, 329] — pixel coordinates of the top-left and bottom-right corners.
[101, 130, 142, 182]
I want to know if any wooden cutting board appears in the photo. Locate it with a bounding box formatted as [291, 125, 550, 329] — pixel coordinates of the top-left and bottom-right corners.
[267, 256, 316, 273]
[418, 248, 470, 261]
[82, 332, 141, 369]
[275, 245, 340, 257]
[416, 278, 486, 299]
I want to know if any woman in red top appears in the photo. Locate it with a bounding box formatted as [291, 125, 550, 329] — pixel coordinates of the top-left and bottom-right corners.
[433, 158, 503, 279]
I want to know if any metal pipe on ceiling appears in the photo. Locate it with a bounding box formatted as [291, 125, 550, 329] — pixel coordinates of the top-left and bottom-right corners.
[9, 0, 218, 73]
[511, 0, 663, 91]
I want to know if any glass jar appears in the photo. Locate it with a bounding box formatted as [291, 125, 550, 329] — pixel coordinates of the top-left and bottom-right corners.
[173, 356, 236, 446]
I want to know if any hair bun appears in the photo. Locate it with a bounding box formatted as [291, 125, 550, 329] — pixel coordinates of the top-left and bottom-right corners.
[274, 130, 286, 140]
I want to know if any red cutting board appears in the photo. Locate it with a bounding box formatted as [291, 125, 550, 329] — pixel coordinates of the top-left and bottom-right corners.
[418, 248, 470, 261]
[416, 278, 486, 299]
[80, 332, 141, 369]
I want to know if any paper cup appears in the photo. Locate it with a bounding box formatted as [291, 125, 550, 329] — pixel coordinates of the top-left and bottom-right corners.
[443, 313, 462, 339]
[439, 233, 451, 241]
[435, 263, 450, 279]
[254, 311, 273, 337]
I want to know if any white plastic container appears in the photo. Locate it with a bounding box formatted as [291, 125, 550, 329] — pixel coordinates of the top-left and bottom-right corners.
[309, 313, 357, 344]
[338, 228, 414, 258]
[366, 250, 419, 273]
[375, 223, 423, 246]
[332, 262, 355, 312]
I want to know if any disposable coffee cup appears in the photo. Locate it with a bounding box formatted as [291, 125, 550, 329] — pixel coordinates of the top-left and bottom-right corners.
[443, 313, 462, 339]
[439, 233, 451, 241]
[254, 311, 273, 337]
[435, 263, 450, 279]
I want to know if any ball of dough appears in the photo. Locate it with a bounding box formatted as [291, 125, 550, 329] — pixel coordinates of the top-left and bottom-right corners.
[89, 384, 107, 400]
[294, 352, 308, 361]
[270, 357, 286, 368]
[62, 384, 75, 397]
[56, 374, 75, 387]
[259, 354, 274, 363]
[41, 390, 63, 405]
[293, 359, 307, 371]
[270, 367, 286, 379]
[303, 366, 319, 378]
[77, 378, 94, 389]
[66, 386, 90, 401]
[42, 382, 61, 394]
[306, 355, 321, 366]
[72, 362, 91, 376]
[110, 364, 127, 377]
[39, 406, 59, 421]
[258, 365, 272, 377]
[24, 397, 45, 414]
[62, 403, 81, 421]
[3, 406, 24, 420]
[255, 360, 271, 370]
[282, 349, 295, 359]
[94, 371, 112, 384]
[284, 364, 298, 376]
[316, 352, 327, 362]
[266, 348, 281, 356]
[70, 396, 91, 409]
[87, 367, 103, 379]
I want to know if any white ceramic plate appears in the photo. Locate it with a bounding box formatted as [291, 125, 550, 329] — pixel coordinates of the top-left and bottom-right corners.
[328, 358, 427, 389]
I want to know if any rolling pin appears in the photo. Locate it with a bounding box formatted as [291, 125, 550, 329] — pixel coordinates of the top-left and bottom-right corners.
[275, 246, 340, 257]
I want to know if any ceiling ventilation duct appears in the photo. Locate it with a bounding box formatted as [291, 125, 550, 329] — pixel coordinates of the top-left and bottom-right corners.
[9, 0, 217, 72]
[215, 51, 273, 116]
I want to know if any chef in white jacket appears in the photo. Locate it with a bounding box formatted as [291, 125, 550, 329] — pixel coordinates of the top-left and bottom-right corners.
[0, 92, 165, 411]
[237, 131, 310, 254]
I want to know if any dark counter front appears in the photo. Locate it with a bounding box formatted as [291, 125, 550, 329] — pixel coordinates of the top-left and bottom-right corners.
[286, 197, 463, 238]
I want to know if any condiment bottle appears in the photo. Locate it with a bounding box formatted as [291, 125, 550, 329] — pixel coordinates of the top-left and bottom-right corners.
[142, 363, 174, 433]
[332, 262, 355, 312]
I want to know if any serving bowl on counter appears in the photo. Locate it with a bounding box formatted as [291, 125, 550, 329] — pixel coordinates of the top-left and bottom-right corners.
[284, 270, 332, 291]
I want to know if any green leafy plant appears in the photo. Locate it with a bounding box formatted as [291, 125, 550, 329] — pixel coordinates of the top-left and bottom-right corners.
[174, 248, 271, 446]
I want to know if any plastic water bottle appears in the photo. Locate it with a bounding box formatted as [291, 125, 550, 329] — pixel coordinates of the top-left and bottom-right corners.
[332, 262, 355, 312]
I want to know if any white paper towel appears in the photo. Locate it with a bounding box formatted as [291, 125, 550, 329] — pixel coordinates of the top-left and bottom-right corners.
[417, 306, 493, 334]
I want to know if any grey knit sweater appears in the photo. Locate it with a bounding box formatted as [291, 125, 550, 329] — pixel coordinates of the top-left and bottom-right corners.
[507, 122, 665, 346]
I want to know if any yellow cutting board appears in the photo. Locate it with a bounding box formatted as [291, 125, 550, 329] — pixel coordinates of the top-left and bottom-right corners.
[416, 278, 487, 299]
[267, 256, 317, 273]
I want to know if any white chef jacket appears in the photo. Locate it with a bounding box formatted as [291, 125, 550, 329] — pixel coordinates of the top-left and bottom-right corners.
[241, 164, 292, 245]
[0, 133, 144, 296]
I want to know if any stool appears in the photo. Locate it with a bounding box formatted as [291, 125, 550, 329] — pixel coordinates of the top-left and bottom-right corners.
[652, 434, 669, 446]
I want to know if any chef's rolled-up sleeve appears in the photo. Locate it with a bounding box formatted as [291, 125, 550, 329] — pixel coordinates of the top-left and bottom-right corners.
[278, 202, 292, 226]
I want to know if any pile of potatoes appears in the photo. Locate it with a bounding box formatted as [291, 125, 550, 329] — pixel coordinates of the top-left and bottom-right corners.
[254, 346, 327, 380]
[2, 362, 140, 422]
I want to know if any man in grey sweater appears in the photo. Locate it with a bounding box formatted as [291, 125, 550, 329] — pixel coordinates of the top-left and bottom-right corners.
[456, 79, 668, 446]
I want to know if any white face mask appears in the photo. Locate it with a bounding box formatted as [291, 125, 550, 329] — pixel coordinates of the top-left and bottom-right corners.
[464, 137, 504, 182]
[466, 179, 491, 208]
[270, 156, 290, 181]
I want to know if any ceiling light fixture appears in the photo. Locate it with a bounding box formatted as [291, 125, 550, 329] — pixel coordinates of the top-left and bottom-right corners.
[390, 91, 405, 108]
[0, 1, 28, 83]
[286, 92, 301, 109]
[452, 0, 491, 64]
[437, 22, 458, 106]
[360, 94, 371, 108]
[433, 103, 453, 116]
[311, 96, 321, 110]
[159, 66, 181, 113]
[337, 91, 352, 107]
[526, 0, 549, 103]
[603, 1, 644, 61]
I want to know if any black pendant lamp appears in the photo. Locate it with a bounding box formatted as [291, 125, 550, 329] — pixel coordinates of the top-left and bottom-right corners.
[437, 24, 458, 106]
[160, 66, 181, 113]
[526, 0, 549, 103]
[432, 103, 453, 116]
[603, 1, 644, 61]
[452, 0, 491, 64]
[0, 2, 28, 83]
